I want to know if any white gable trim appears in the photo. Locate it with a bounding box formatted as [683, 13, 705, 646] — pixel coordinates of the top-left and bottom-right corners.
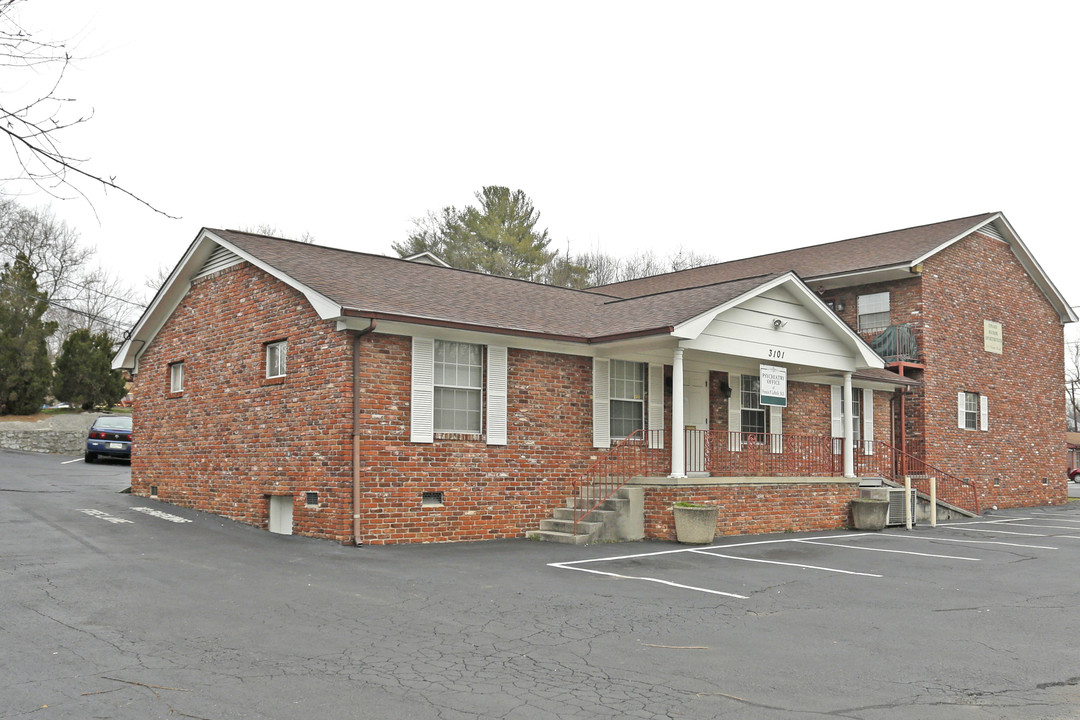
[672, 273, 883, 371]
[909, 213, 1076, 324]
[113, 228, 345, 372]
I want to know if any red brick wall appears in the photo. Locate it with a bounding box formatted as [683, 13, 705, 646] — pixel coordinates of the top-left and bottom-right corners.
[353, 334, 595, 545]
[132, 263, 356, 542]
[643, 482, 860, 540]
[919, 231, 1068, 507]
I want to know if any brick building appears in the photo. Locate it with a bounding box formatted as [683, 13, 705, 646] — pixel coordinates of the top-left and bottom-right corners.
[115, 212, 1076, 544]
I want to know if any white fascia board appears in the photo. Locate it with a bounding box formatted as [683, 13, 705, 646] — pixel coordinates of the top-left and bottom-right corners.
[112, 230, 211, 371]
[987, 215, 1078, 324]
[672, 272, 884, 369]
[202, 231, 342, 320]
[112, 229, 345, 372]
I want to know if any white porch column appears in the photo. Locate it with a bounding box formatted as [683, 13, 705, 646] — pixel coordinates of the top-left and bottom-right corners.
[842, 371, 855, 478]
[670, 347, 686, 478]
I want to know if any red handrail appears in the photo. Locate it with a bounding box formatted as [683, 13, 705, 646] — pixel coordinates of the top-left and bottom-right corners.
[572, 429, 664, 534]
[854, 440, 980, 515]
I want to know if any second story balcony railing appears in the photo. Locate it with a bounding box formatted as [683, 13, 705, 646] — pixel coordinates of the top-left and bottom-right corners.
[857, 323, 921, 365]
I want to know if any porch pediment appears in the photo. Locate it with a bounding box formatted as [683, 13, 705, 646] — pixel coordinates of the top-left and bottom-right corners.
[671, 273, 882, 373]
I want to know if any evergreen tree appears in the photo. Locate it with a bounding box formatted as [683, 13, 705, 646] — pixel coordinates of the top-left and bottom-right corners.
[394, 186, 572, 282]
[0, 253, 56, 414]
[54, 328, 127, 410]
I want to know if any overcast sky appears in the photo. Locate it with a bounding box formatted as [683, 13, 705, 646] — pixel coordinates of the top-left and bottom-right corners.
[15, 0, 1080, 336]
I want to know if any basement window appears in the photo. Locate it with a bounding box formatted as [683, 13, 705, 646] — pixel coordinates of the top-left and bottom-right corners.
[305, 491, 319, 507]
[422, 491, 444, 508]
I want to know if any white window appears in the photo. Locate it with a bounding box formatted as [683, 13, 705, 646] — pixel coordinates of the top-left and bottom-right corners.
[169, 362, 184, 393]
[433, 340, 483, 434]
[609, 360, 644, 439]
[958, 391, 989, 431]
[857, 292, 890, 331]
[831, 386, 875, 454]
[266, 341, 287, 379]
[740, 374, 771, 435]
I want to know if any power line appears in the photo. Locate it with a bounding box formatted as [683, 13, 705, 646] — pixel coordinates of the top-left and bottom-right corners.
[0, 280, 133, 334]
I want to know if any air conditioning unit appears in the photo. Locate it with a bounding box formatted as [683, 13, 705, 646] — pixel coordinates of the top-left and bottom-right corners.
[886, 488, 916, 526]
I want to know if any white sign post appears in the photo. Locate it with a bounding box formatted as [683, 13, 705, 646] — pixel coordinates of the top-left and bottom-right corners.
[759, 364, 787, 407]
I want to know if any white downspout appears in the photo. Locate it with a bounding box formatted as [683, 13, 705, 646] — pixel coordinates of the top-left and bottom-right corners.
[670, 347, 686, 478]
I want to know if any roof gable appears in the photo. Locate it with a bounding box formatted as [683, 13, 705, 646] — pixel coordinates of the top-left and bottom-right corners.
[672, 273, 882, 372]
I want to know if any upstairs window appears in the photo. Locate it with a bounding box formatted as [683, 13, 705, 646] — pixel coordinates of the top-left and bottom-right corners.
[610, 360, 644, 439]
[169, 362, 184, 393]
[433, 340, 483, 434]
[857, 292, 890, 331]
[266, 340, 288, 379]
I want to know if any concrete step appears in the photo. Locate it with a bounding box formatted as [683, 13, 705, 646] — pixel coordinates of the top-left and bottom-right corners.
[552, 507, 615, 523]
[567, 497, 628, 512]
[526, 530, 592, 545]
[540, 518, 603, 535]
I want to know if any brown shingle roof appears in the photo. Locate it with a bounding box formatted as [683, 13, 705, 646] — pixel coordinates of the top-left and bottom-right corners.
[212, 229, 782, 341]
[594, 212, 999, 299]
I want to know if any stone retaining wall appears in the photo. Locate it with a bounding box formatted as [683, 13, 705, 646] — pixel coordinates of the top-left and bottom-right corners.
[0, 429, 87, 454]
[0, 413, 102, 455]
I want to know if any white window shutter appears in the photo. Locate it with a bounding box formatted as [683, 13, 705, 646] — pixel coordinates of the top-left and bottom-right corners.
[593, 358, 610, 448]
[410, 337, 434, 443]
[769, 405, 783, 453]
[486, 346, 508, 446]
[957, 392, 966, 430]
[727, 374, 742, 451]
[647, 363, 664, 449]
[831, 385, 843, 455]
[863, 389, 874, 455]
[980, 395, 989, 431]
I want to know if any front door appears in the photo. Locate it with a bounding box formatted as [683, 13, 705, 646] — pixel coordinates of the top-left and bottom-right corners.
[684, 373, 710, 474]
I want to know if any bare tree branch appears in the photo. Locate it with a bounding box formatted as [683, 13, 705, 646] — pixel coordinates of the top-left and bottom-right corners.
[0, 1, 178, 218]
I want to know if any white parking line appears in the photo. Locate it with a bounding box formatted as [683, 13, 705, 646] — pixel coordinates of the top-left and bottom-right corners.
[550, 563, 749, 599]
[61, 458, 84, 465]
[973, 522, 1080, 532]
[689, 548, 883, 577]
[875, 534, 1058, 550]
[793, 539, 979, 561]
[950, 526, 1063, 538]
[983, 514, 1080, 524]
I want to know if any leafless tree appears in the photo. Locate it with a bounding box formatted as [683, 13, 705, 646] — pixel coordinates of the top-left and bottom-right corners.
[0, 1, 173, 216]
[0, 200, 143, 349]
[1067, 338, 1080, 432]
[569, 245, 718, 288]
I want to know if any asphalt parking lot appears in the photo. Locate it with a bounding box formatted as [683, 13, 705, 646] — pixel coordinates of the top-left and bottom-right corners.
[4, 449, 1080, 720]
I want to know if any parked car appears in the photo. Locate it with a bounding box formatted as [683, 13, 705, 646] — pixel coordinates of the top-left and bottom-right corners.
[85, 415, 132, 463]
[1071, 467, 1080, 483]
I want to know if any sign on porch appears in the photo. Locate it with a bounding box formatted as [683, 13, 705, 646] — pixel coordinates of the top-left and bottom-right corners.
[759, 364, 787, 407]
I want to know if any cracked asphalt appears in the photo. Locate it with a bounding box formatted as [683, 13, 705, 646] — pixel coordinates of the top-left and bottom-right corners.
[4, 449, 1080, 720]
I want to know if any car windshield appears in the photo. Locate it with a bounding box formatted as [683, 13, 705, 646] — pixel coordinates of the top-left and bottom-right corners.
[95, 416, 132, 431]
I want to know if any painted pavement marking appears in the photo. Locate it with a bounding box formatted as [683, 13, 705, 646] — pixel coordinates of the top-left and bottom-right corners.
[77, 509, 134, 524]
[549, 562, 749, 599]
[872, 534, 1058, 550]
[131, 507, 193, 523]
[792, 538, 980, 562]
[688, 548, 883, 577]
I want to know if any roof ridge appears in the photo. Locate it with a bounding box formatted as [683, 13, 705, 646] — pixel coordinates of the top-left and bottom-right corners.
[211, 228, 624, 300]
[599, 272, 782, 305]
[592, 211, 999, 290]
